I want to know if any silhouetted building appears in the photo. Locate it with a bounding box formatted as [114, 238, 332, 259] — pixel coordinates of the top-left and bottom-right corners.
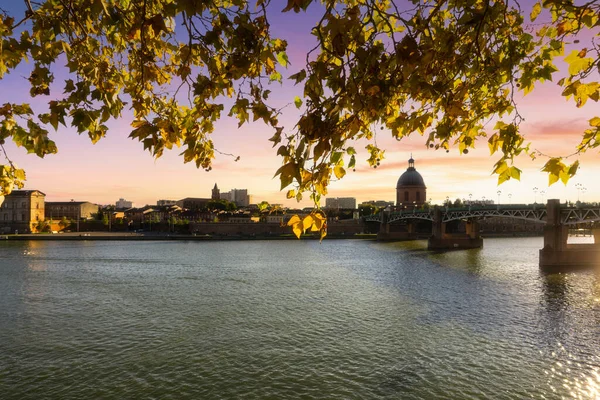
[212, 183, 220, 200]
[396, 156, 426, 208]
[325, 197, 357, 209]
[116, 198, 133, 209]
[177, 197, 211, 210]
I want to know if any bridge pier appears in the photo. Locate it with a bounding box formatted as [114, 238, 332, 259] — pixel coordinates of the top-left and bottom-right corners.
[539, 199, 600, 272]
[377, 210, 419, 241]
[427, 207, 483, 250]
[377, 209, 391, 240]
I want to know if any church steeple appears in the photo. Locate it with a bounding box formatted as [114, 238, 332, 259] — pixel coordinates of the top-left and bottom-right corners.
[211, 183, 220, 200]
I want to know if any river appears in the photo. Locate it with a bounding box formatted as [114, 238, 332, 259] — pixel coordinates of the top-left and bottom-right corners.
[0, 238, 599, 399]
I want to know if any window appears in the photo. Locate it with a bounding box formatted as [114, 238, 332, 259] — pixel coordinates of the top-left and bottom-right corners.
[22, 202, 26, 209]
[404, 191, 409, 202]
[22, 213, 26, 221]
[416, 192, 421, 202]
[36, 203, 39, 209]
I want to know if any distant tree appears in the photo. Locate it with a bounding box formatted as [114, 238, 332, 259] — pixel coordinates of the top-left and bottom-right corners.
[207, 199, 236, 211]
[358, 203, 378, 217]
[35, 220, 50, 233]
[207, 200, 227, 211]
[257, 201, 270, 212]
[453, 198, 463, 208]
[58, 216, 68, 230]
[92, 208, 105, 221]
[225, 201, 237, 211]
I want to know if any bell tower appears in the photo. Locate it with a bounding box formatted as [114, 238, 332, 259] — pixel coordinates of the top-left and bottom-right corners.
[211, 183, 220, 200]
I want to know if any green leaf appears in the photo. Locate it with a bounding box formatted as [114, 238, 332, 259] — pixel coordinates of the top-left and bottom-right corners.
[294, 96, 302, 109]
[276, 52, 289, 67]
[270, 71, 282, 82]
[348, 155, 356, 169]
[498, 171, 510, 185]
[509, 166, 521, 180]
[564, 50, 594, 76]
[288, 69, 306, 84]
[331, 151, 343, 164]
[274, 162, 297, 190]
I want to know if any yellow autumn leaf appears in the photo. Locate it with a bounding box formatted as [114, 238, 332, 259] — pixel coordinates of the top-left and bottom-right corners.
[320, 227, 327, 242]
[287, 215, 301, 226]
[312, 213, 326, 230]
[530, 2, 542, 22]
[291, 221, 303, 239]
[302, 215, 314, 231]
[333, 165, 346, 179]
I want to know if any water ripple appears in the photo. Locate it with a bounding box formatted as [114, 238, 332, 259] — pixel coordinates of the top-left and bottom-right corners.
[0, 239, 598, 399]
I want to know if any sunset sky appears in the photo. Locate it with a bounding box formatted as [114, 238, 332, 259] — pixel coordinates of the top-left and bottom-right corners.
[2, 1, 599, 208]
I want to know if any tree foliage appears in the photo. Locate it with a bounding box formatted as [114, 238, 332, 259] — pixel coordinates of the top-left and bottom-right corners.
[0, 0, 599, 208]
[207, 198, 236, 211]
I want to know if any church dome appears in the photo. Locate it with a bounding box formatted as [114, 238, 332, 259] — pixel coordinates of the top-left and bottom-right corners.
[396, 157, 426, 188]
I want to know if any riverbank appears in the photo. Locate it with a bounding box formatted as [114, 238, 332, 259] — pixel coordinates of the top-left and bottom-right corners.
[0, 232, 379, 241]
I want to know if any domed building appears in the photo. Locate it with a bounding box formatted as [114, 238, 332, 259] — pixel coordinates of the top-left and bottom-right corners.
[396, 156, 426, 208]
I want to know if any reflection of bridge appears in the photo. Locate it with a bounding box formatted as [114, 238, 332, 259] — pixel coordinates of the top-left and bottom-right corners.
[367, 200, 600, 271]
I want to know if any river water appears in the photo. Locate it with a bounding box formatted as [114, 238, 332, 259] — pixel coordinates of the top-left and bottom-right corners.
[0, 238, 598, 399]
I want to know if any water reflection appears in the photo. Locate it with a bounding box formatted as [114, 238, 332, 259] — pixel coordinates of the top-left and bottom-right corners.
[539, 273, 571, 346]
[537, 271, 600, 399]
[594, 273, 600, 305]
[463, 248, 483, 275]
[1, 239, 599, 399]
[23, 241, 48, 272]
[541, 343, 600, 400]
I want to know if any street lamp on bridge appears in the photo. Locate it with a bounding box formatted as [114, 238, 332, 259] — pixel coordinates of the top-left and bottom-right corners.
[575, 183, 587, 202]
[533, 187, 538, 204]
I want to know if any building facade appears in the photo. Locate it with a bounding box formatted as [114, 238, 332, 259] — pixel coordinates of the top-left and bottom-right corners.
[220, 189, 250, 207]
[396, 157, 427, 208]
[362, 200, 395, 208]
[45, 201, 99, 220]
[0, 190, 46, 233]
[325, 197, 357, 209]
[177, 197, 211, 210]
[116, 198, 133, 209]
[157, 199, 177, 206]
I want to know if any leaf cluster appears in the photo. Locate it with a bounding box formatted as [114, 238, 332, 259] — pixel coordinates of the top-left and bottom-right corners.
[0, 0, 598, 201]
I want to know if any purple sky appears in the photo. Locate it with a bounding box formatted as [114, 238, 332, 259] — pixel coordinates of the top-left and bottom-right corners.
[1, 1, 599, 207]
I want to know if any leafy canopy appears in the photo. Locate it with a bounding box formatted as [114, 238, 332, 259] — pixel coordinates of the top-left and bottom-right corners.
[0, 0, 599, 212]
